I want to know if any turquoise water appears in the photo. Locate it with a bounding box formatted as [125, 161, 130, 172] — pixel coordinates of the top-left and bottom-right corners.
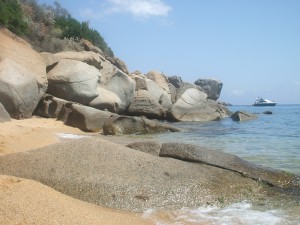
[153, 104, 300, 176]
[100, 104, 300, 224]
[142, 104, 300, 225]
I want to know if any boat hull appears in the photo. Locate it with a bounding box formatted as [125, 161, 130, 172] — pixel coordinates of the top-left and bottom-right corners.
[253, 103, 276, 106]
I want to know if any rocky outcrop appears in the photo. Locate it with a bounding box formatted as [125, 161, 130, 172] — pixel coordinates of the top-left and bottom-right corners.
[54, 51, 102, 70]
[88, 87, 121, 113]
[158, 142, 299, 190]
[81, 38, 103, 55]
[61, 103, 114, 132]
[103, 115, 181, 135]
[0, 59, 40, 119]
[0, 138, 278, 212]
[101, 70, 135, 113]
[0, 28, 47, 98]
[0, 102, 11, 122]
[127, 72, 172, 119]
[231, 111, 258, 121]
[168, 88, 229, 121]
[194, 78, 223, 100]
[47, 59, 100, 105]
[35, 94, 68, 118]
[105, 56, 129, 74]
[126, 141, 162, 156]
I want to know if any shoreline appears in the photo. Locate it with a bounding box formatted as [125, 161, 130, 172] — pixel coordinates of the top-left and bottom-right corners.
[0, 117, 153, 225]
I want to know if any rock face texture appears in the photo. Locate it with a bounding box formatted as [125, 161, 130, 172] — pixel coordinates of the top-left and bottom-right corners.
[194, 78, 223, 100]
[0, 28, 47, 97]
[47, 59, 100, 105]
[231, 111, 258, 121]
[0, 102, 11, 122]
[103, 115, 181, 135]
[0, 138, 281, 212]
[101, 70, 135, 113]
[0, 59, 40, 119]
[168, 88, 229, 121]
[54, 51, 102, 70]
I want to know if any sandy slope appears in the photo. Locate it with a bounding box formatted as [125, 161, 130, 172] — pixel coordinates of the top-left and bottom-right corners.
[0, 117, 153, 225]
[0, 116, 89, 155]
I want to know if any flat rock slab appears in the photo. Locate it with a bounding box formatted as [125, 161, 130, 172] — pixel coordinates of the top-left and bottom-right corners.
[0, 138, 267, 212]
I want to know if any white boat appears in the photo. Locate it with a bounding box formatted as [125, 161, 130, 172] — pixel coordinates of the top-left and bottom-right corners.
[252, 97, 276, 106]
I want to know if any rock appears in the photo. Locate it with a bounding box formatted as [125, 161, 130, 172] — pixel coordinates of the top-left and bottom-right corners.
[40, 52, 60, 69]
[105, 56, 129, 74]
[81, 38, 104, 55]
[231, 111, 258, 121]
[168, 76, 183, 88]
[60, 103, 114, 132]
[126, 141, 162, 156]
[160, 142, 300, 190]
[101, 70, 135, 113]
[0, 138, 274, 212]
[127, 74, 172, 119]
[47, 59, 100, 105]
[127, 96, 165, 119]
[0, 102, 11, 122]
[35, 94, 68, 118]
[0, 59, 39, 119]
[145, 71, 171, 96]
[168, 88, 229, 121]
[54, 51, 102, 70]
[88, 87, 121, 113]
[0, 28, 47, 98]
[103, 115, 181, 135]
[263, 111, 273, 115]
[194, 78, 223, 100]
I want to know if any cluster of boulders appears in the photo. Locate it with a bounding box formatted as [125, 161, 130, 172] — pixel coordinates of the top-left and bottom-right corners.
[0, 28, 232, 133]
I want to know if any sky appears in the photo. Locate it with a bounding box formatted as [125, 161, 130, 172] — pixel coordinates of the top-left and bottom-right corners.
[38, 0, 300, 105]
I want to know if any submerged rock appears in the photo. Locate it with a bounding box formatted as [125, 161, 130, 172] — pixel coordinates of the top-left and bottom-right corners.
[231, 111, 258, 121]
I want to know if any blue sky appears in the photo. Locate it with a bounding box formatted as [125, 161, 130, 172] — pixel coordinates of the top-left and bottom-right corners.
[38, 0, 300, 105]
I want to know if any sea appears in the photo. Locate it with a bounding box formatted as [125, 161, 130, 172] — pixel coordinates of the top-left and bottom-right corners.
[100, 104, 300, 225]
[94, 104, 300, 224]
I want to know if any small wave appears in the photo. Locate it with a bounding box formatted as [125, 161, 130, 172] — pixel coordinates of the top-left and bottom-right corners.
[143, 202, 288, 225]
[56, 133, 89, 139]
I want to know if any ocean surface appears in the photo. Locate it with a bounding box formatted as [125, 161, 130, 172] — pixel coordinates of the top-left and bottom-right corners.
[101, 104, 300, 225]
[99, 104, 300, 224]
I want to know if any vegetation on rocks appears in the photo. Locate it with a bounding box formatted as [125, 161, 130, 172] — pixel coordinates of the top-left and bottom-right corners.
[0, 0, 113, 56]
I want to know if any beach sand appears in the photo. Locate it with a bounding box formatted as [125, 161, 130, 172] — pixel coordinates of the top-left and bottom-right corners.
[0, 117, 153, 225]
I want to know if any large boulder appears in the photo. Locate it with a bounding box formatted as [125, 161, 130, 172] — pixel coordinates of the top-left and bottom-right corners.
[0, 102, 11, 122]
[194, 78, 223, 100]
[231, 111, 258, 121]
[0, 59, 39, 119]
[0, 138, 287, 212]
[127, 73, 172, 119]
[168, 88, 229, 121]
[34, 94, 68, 118]
[47, 59, 100, 105]
[54, 51, 102, 70]
[103, 115, 181, 135]
[159, 142, 299, 190]
[145, 70, 171, 96]
[105, 56, 129, 74]
[88, 87, 121, 113]
[59, 103, 114, 132]
[101, 70, 135, 113]
[0, 28, 47, 98]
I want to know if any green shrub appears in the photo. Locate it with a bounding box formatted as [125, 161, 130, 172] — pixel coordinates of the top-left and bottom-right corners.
[0, 0, 27, 35]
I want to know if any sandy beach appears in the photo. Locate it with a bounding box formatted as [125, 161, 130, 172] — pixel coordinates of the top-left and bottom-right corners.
[0, 117, 153, 225]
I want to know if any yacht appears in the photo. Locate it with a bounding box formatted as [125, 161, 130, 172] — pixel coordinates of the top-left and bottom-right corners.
[252, 97, 276, 106]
